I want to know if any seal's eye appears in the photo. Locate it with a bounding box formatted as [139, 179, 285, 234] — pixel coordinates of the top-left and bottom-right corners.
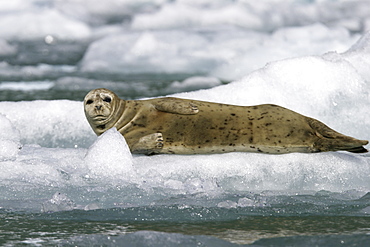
[103, 97, 111, 103]
[86, 100, 93, 105]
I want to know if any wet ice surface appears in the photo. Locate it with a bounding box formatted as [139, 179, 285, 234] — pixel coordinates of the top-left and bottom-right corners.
[1, 0, 370, 246]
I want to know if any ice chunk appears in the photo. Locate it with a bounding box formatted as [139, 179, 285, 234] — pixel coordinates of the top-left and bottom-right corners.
[131, 1, 370, 32]
[81, 23, 358, 81]
[237, 197, 255, 207]
[217, 200, 238, 208]
[163, 179, 185, 190]
[84, 202, 101, 211]
[0, 9, 91, 41]
[360, 206, 370, 214]
[0, 81, 54, 91]
[0, 39, 17, 56]
[183, 178, 219, 194]
[342, 31, 370, 82]
[42, 192, 76, 212]
[0, 63, 76, 82]
[55, 0, 165, 25]
[272, 23, 353, 52]
[212, 23, 359, 80]
[0, 100, 94, 148]
[81, 31, 217, 74]
[166, 76, 222, 94]
[132, 3, 264, 30]
[84, 128, 135, 180]
[0, 114, 21, 161]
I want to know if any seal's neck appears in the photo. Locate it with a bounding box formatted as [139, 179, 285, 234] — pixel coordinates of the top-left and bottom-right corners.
[113, 99, 143, 134]
[109, 98, 126, 126]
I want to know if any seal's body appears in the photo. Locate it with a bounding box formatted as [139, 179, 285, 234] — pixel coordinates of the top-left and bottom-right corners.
[84, 88, 368, 155]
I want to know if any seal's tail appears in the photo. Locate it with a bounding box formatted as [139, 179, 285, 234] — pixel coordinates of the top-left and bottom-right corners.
[308, 118, 368, 153]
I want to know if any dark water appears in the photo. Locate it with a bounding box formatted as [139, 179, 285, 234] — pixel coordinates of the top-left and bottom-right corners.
[2, 212, 370, 246]
[1, 191, 370, 246]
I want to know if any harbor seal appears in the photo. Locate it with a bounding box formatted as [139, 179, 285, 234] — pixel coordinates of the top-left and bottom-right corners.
[84, 88, 368, 155]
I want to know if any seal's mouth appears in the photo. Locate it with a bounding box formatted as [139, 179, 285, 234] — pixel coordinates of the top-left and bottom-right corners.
[92, 115, 107, 121]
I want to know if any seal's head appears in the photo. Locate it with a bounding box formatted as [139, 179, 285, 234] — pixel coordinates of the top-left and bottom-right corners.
[84, 88, 123, 135]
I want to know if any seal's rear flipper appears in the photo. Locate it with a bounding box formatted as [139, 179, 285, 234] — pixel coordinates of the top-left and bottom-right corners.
[316, 136, 368, 153]
[346, 146, 368, 153]
[308, 118, 368, 153]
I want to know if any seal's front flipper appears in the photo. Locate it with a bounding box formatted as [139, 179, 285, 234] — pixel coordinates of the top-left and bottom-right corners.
[131, 133, 164, 155]
[154, 98, 199, 115]
[308, 118, 368, 153]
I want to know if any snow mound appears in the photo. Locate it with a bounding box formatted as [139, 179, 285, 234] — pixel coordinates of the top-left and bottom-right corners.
[84, 128, 135, 180]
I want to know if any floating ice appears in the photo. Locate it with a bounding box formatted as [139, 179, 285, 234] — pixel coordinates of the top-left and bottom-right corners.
[0, 100, 94, 148]
[166, 76, 222, 93]
[237, 197, 257, 207]
[0, 0, 33, 12]
[81, 23, 359, 80]
[132, 2, 266, 30]
[84, 128, 135, 180]
[131, 1, 370, 33]
[0, 9, 91, 41]
[42, 192, 76, 212]
[0, 63, 76, 81]
[81, 30, 217, 74]
[54, 0, 165, 25]
[211, 24, 358, 80]
[217, 200, 238, 208]
[0, 39, 17, 56]
[0, 81, 54, 91]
